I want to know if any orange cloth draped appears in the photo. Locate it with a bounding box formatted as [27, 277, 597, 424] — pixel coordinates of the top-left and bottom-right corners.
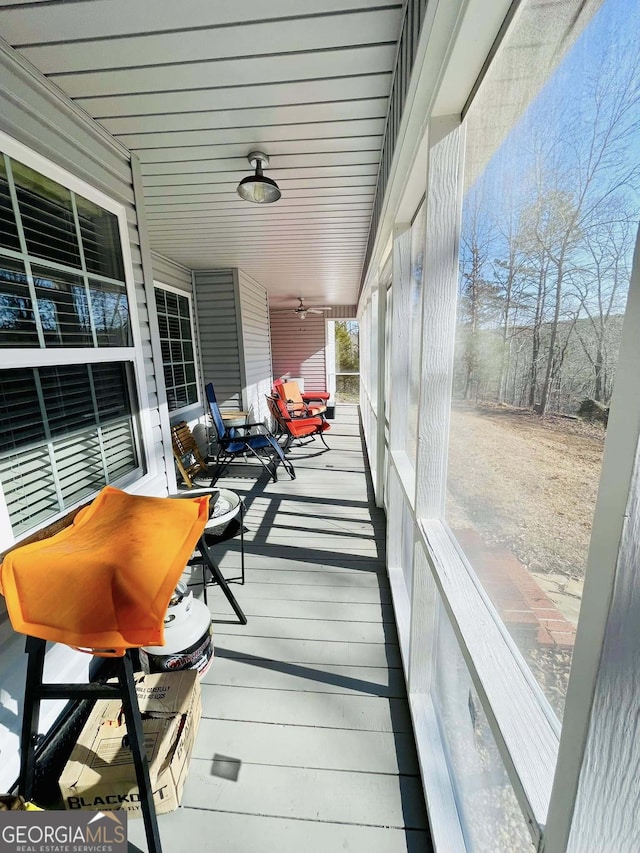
[0, 487, 210, 655]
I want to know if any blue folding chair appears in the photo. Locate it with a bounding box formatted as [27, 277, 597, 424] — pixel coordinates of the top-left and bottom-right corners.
[205, 383, 295, 483]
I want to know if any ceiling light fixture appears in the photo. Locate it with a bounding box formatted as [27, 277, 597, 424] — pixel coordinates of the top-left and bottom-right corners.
[236, 151, 281, 204]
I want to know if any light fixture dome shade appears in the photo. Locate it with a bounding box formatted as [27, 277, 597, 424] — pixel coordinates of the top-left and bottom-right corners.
[237, 173, 281, 204]
[236, 151, 281, 204]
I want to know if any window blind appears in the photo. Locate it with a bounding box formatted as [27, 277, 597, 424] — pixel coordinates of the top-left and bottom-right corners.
[0, 363, 138, 534]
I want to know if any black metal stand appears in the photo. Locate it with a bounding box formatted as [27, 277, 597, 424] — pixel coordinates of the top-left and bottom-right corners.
[194, 500, 247, 624]
[19, 637, 162, 853]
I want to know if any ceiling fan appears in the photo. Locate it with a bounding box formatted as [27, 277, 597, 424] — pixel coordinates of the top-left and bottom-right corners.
[290, 297, 332, 319]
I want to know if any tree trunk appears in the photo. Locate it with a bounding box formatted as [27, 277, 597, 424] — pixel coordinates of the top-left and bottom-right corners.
[528, 265, 546, 409]
[539, 258, 564, 415]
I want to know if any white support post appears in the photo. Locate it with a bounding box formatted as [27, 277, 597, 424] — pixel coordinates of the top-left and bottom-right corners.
[404, 117, 467, 852]
[375, 270, 389, 507]
[125, 153, 174, 492]
[389, 224, 412, 456]
[543, 225, 640, 853]
[410, 116, 463, 692]
[414, 116, 464, 520]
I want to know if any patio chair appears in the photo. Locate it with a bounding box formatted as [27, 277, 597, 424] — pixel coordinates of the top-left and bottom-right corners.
[205, 382, 295, 483]
[273, 378, 328, 417]
[171, 421, 210, 488]
[266, 394, 331, 451]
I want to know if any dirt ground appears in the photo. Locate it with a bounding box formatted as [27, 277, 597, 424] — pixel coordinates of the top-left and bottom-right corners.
[447, 401, 606, 624]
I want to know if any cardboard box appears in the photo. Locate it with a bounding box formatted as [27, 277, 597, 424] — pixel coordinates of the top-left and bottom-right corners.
[59, 670, 201, 817]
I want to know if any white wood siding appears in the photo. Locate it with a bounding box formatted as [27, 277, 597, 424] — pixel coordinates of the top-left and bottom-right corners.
[237, 270, 273, 424]
[270, 312, 327, 393]
[0, 41, 168, 791]
[194, 269, 242, 410]
[151, 251, 192, 293]
[270, 305, 357, 393]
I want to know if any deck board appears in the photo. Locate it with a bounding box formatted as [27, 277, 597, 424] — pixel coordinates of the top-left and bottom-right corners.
[213, 635, 402, 667]
[213, 614, 392, 642]
[208, 597, 395, 622]
[128, 407, 431, 852]
[203, 657, 408, 697]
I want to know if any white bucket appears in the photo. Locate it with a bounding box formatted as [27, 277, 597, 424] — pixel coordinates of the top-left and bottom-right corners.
[140, 582, 213, 677]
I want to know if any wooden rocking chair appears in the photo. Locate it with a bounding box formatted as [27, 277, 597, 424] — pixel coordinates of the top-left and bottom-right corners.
[171, 421, 209, 487]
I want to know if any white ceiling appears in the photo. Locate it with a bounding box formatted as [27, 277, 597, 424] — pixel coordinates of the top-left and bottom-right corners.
[0, 0, 404, 308]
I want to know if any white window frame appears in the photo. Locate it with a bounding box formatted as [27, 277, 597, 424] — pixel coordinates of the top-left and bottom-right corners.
[153, 280, 201, 419]
[0, 129, 156, 550]
[325, 316, 361, 402]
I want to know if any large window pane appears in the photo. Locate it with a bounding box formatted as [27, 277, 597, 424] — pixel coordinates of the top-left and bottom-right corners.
[0, 447, 58, 534]
[447, 0, 639, 718]
[39, 365, 96, 435]
[32, 265, 92, 347]
[0, 258, 38, 346]
[93, 362, 133, 421]
[75, 194, 125, 281]
[12, 160, 81, 269]
[334, 320, 360, 402]
[89, 278, 131, 346]
[0, 367, 45, 450]
[434, 609, 535, 852]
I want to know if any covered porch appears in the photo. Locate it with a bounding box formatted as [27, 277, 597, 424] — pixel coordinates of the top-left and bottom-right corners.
[1, 1, 639, 850]
[130, 406, 430, 852]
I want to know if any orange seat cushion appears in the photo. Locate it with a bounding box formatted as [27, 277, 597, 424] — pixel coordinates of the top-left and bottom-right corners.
[277, 381, 326, 416]
[0, 487, 210, 655]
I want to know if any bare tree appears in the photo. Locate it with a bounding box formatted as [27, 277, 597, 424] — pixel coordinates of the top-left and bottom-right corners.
[458, 194, 500, 399]
[574, 213, 633, 402]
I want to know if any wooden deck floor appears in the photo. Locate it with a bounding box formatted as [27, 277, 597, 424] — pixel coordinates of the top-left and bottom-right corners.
[129, 406, 431, 853]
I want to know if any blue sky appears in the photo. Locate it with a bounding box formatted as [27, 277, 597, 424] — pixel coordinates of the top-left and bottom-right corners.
[465, 0, 640, 251]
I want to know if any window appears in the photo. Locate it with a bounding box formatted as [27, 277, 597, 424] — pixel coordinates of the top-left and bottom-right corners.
[447, 0, 639, 719]
[333, 320, 360, 402]
[154, 286, 199, 412]
[1, 158, 130, 349]
[0, 144, 142, 539]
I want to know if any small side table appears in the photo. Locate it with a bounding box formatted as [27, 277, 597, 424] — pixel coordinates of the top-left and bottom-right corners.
[197, 510, 247, 625]
[220, 410, 250, 429]
[168, 490, 247, 625]
[192, 497, 247, 625]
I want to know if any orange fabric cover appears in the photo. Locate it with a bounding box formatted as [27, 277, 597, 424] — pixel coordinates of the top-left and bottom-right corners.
[0, 487, 210, 655]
